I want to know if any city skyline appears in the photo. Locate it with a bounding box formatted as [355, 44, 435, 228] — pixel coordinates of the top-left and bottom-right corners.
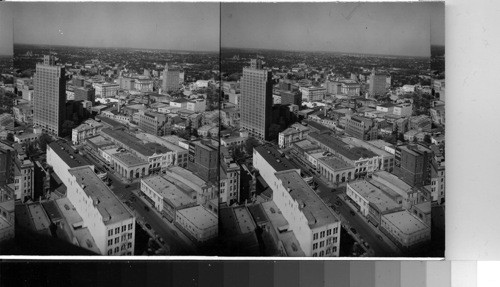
[222, 2, 444, 57]
[12, 3, 220, 52]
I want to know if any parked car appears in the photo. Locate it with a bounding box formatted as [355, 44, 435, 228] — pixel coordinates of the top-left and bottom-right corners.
[335, 201, 342, 207]
[350, 227, 357, 234]
[350, 210, 355, 216]
[145, 223, 152, 230]
[376, 234, 383, 241]
[144, 205, 150, 212]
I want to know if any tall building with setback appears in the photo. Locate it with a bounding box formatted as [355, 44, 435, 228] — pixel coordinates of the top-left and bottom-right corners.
[33, 55, 66, 136]
[162, 63, 180, 93]
[368, 69, 387, 98]
[240, 59, 273, 140]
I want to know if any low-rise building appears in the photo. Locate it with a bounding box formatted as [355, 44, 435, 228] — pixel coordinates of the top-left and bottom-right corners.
[14, 133, 39, 145]
[278, 123, 310, 149]
[72, 119, 104, 145]
[346, 180, 402, 226]
[94, 83, 119, 98]
[111, 152, 149, 180]
[141, 175, 197, 221]
[175, 205, 217, 242]
[380, 210, 430, 248]
[317, 156, 356, 184]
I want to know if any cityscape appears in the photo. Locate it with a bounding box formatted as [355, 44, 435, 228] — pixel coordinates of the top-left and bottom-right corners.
[0, 2, 444, 257]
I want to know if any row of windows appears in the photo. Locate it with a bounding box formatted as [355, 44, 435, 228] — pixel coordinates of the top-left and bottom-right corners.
[108, 223, 133, 237]
[313, 227, 338, 240]
[107, 233, 134, 246]
[107, 243, 133, 255]
[312, 246, 337, 257]
[313, 237, 338, 250]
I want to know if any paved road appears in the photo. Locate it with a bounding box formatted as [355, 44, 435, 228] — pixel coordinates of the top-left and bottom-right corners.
[80, 147, 196, 255]
[283, 148, 399, 257]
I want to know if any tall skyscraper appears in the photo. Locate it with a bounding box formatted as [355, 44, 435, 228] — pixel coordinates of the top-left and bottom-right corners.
[162, 63, 180, 93]
[33, 55, 66, 136]
[240, 59, 273, 140]
[368, 69, 387, 98]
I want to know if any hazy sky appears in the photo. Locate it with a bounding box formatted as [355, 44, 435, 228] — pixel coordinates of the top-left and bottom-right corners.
[0, 3, 13, 55]
[13, 3, 219, 52]
[222, 2, 444, 57]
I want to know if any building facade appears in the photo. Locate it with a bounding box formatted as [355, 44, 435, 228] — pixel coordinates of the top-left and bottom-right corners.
[162, 63, 180, 93]
[240, 59, 273, 140]
[33, 55, 66, 136]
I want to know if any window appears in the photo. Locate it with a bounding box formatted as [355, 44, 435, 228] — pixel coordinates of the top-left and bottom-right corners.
[108, 249, 112, 255]
[114, 247, 119, 253]
[108, 229, 113, 236]
[122, 226, 126, 232]
[320, 241, 324, 248]
[327, 229, 331, 236]
[320, 231, 325, 238]
[115, 227, 120, 234]
[122, 234, 126, 241]
[108, 239, 112, 246]
[333, 227, 338, 234]
[333, 246, 337, 253]
[333, 237, 337, 244]
[319, 251, 324, 257]
[313, 243, 318, 250]
[128, 242, 132, 249]
[312, 253, 317, 257]
[128, 233, 132, 240]
[115, 238, 119, 244]
[313, 233, 318, 240]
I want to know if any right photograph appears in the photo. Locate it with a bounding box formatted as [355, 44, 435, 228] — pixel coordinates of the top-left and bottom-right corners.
[219, 2, 445, 257]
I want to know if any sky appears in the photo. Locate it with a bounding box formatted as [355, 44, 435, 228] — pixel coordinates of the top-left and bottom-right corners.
[13, 3, 220, 52]
[222, 2, 445, 57]
[0, 3, 14, 55]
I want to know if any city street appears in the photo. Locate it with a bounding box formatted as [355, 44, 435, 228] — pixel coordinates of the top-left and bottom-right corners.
[80, 146, 197, 255]
[285, 149, 400, 257]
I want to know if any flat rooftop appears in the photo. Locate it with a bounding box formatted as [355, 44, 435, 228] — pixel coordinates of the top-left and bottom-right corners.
[233, 206, 257, 234]
[42, 200, 63, 223]
[104, 128, 173, 156]
[166, 166, 208, 189]
[382, 210, 429, 235]
[247, 203, 269, 226]
[372, 171, 413, 195]
[48, 141, 91, 168]
[112, 152, 148, 167]
[142, 175, 195, 208]
[348, 180, 401, 212]
[275, 170, 339, 229]
[342, 137, 392, 158]
[176, 205, 217, 231]
[318, 156, 355, 171]
[261, 201, 305, 257]
[69, 166, 134, 225]
[254, 144, 297, 172]
[56, 197, 101, 254]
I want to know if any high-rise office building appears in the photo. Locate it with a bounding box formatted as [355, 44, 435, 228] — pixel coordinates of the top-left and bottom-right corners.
[162, 63, 180, 93]
[368, 69, 387, 98]
[33, 55, 66, 136]
[240, 59, 273, 140]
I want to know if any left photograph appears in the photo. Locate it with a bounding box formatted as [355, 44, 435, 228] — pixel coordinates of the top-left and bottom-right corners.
[1, 2, 221, 256]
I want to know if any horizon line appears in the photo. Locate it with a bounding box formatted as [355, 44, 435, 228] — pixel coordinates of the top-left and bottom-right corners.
[13, 43, 219, 54]
[220, 46, 432, 58]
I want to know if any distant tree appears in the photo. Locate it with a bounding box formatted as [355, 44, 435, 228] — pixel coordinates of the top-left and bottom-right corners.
[268, 124, 282, 142]
[24, 141, 37, 158]
[423, 134, 432, 144]
[6, 133, 14, 143]
[244, 137, 259, 155]
[61, 120, 76, 136]
[37, 133, 53, 153]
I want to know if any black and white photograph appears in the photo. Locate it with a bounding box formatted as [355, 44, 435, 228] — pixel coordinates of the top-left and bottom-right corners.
[218, 2, 445, 257]
[1, 2, 220, 256]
